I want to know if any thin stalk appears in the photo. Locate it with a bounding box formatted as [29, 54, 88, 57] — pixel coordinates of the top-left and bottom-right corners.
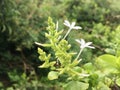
[75, 48, 83, 60]
[63, 28, 71, 39]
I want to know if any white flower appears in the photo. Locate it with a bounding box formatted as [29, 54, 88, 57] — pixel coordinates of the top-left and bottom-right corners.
[63, 20, 82, 39]
[75, 39, 95, 49]
[63, 20, 82, 30]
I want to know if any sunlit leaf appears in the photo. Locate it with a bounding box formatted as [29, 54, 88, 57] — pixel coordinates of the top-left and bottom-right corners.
[96, 54, 118, 74]
[97, 82, 111, 90]
[116, 78, 120, 86]
[64, 81, 89, 90]
[83, 63, 95, 72]
[48, 71, 59, 80]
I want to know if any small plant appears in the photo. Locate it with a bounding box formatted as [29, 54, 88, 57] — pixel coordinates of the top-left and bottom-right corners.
[35, 17, 95, 89]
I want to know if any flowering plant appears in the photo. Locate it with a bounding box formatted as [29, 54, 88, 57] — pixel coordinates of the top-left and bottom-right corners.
[35, 17, 95, 89]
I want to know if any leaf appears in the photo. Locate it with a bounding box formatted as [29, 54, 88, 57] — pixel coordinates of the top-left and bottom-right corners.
[105, 48, 115, 55]
[73, 66, 82, 72]
[116, 78, 120, 86]
[116, 57, 120, 70]
[89, 74, 99, 87]
[116, 50, 120, 57]
[64, 81, 89, 90]
[96, 54, 118, 74]
[98, 54, 117, 67]
[83, 63, 95, 72]
[48, 71, 59, 80]
[6, 87, 14, 90]
[21, 73, 26, 79]
[0, 82, 3, 87]
[97, 82, 111, 90]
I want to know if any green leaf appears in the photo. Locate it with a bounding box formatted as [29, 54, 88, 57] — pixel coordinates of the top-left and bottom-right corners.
[116, 57, 120, 69]
[21, 73, 26, 79]
[83, 63, 95, 72]
[97, 82, 111, 90]
[48, 71, 59, 80]
[98, 54, 117, 67]
[0, 82, 3, 87]
[64, 81, 89, 90]
[116, 50, 120, 57]
[89, 74, 99, 87]
[6, 87, 14, 90]
[116, 78, 120, 86]
[73, 66, 82, 73]
[105, 48, 115, 55]
[96, 54, 118, 74]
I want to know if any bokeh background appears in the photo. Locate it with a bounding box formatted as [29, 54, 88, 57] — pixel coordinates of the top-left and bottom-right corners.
[0, 0, 120, 89]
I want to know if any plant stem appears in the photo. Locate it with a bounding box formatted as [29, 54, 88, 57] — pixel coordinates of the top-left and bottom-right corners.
[75, 48, 83, 60]
[63, 28, 71, 39]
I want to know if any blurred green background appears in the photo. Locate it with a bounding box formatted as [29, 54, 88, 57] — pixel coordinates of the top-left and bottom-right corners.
[0, 0, 120, 89]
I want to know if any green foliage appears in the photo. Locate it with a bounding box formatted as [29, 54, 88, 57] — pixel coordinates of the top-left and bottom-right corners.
[65, 0, 109, 25]
[96, 54, 120, 88]
[37, 17, 120, 89]
[36, 17, 99, 89]
[0, 0, 67, 50]
[1, 0, 46, 49]
[1, 0, 120, 89]
[64, 81, 89, 90]
[37, 17, 88, 82]
[48, 71, 59, 80]
[65, 0, 120, 25]
[0, 0, 66, 88]
[108, 26, 120, 53]
[64, 0, 120, 58]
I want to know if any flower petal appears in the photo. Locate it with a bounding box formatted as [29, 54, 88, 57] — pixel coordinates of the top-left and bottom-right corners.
[63, 20, 70, 27]
[73, 26, 82, 30]
[85, 42, 92, 46]
[76, 39, 95, 49]
[86, 45, 95, 49]
[75, 39, 81, 44]
[70, 22, 76, 29]
[80, 39, 85, 45]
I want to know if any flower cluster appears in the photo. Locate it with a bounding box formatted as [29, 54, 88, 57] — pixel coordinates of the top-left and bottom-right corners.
[63, 20, 95, 60]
